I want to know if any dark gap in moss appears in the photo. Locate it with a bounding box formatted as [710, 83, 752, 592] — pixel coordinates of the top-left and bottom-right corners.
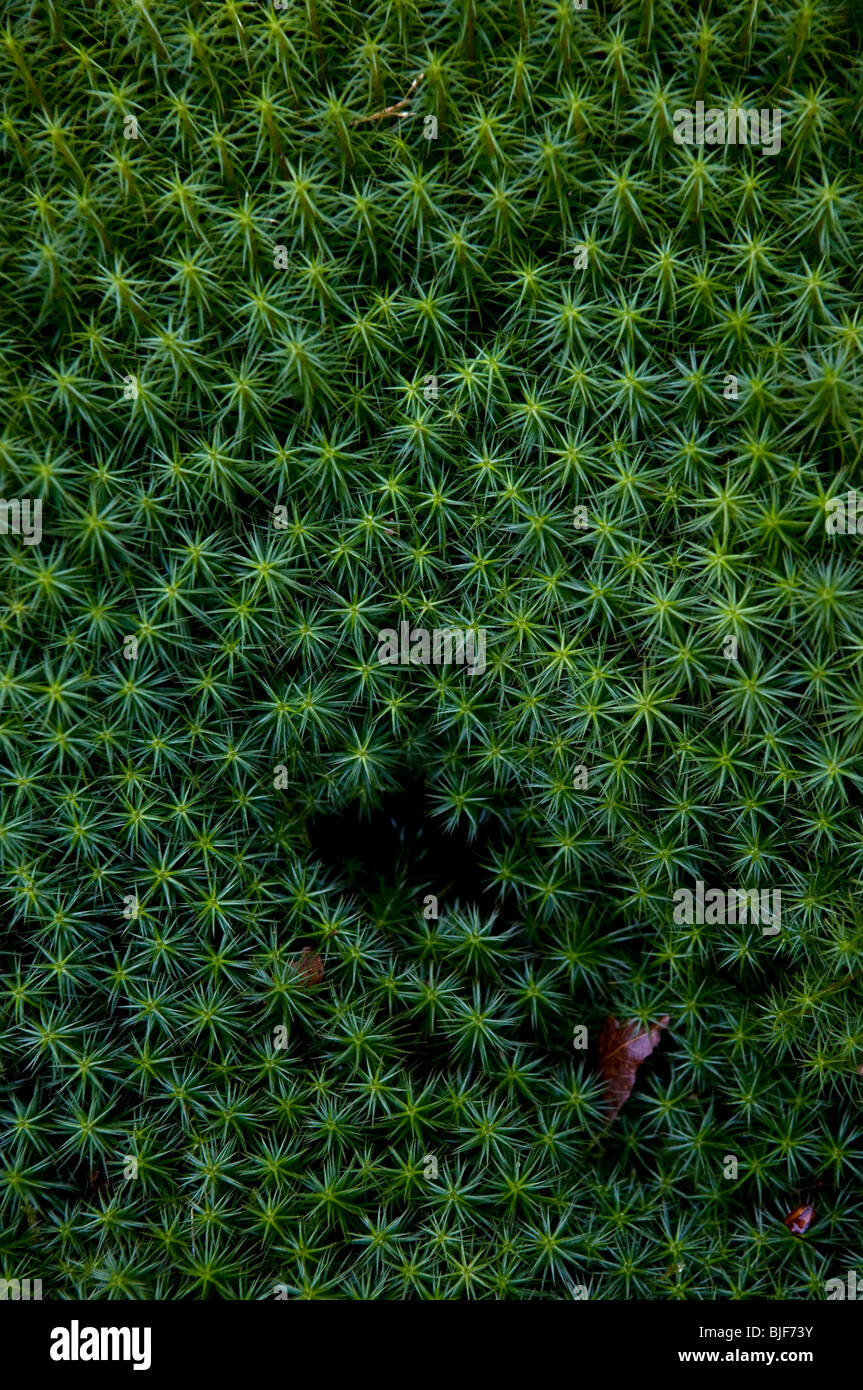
[307, 777, 502, 916]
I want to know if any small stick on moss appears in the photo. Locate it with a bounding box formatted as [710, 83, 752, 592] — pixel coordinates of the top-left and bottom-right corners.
[352, 74, 424, 126]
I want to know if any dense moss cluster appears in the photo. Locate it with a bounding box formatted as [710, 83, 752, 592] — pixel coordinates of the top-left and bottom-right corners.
[0, 0, 862, 1298]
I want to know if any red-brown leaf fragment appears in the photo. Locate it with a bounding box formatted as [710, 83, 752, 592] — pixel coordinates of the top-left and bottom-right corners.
[598, 1014, 670, 1121]
[86, 1164, 110, 1198]
[784, 1204, 815, 1235]
[294, 946, 325, 984]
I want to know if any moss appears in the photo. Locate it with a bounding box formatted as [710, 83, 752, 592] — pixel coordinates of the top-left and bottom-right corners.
[0, 0, 861, 1299]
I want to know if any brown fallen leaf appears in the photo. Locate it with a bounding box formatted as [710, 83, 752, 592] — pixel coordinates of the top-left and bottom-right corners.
[294, 946, 325, 984]
[784, 1203, 815, 1235]
[598, 1014, 670, 1121]
[86, 1164, 110, 1199]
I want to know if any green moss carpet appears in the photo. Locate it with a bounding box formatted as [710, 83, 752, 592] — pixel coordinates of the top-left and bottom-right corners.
[0, 0, 862, 1298]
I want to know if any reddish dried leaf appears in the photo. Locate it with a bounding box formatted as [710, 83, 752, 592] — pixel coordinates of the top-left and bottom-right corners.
[784, 1204, 815, 1235]
[598, 1014, 670, 1121]
[86, 1164, 110, 1198]
[295, 946, 325, 984]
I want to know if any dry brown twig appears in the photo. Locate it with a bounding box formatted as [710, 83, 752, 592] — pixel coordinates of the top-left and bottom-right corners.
[352, 74, 424, 126]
